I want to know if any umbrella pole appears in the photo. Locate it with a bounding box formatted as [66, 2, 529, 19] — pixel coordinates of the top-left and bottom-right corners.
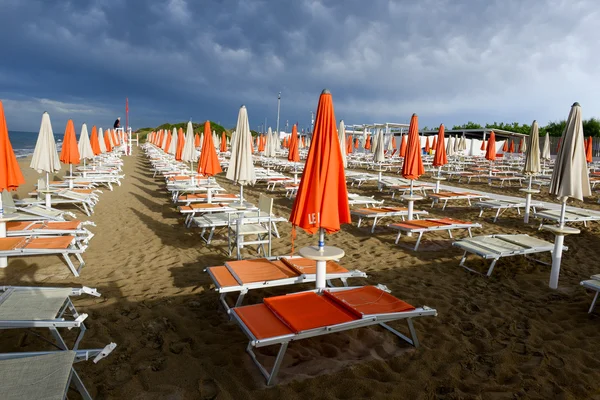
[83, 159, 87, 178]
[523, 175, 535, 224]
[316, 228, 326, 290]
[45, 172, 51, 209]
[69, 165, 73, 189]
[549, 200, 570, 289]
[435, 166, 442, 193]
[190, 162, 194, 186]
[239, 184, 244, 205]
[0, 192, 6, 268]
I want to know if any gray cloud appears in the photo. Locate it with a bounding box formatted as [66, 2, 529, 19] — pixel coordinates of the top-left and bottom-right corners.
[0, 0, 599, 133]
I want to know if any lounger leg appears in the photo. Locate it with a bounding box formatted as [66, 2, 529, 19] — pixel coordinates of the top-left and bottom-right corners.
[589, 292, 599, 314]
[395, 231, 402, 244]
[69, 368, 93, 400]
[357, 217, 363, 228]
[486, 259, 498, 277]
[467, 228, 473, 238]
[479, 208, 484, 218]
[494, 208, 501, 222]
[246, 341, 289, 386]
[49, 327, 69, 350]
[271, 222, 280, 238]
[413, 232, 423, 251]
[379, 319, 420, 347]
[371, 217, 378, 234]
[442, 200, 447, 211]
[62, 254, 80, 277]
[448, 229, 453, 239]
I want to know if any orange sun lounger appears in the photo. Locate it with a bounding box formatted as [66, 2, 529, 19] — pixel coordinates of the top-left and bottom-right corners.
[351, 206, 428, 233]
[0, 236, 87, 277]
[388, 218, 481, 250]
[6, 220, 94, 242]
[230, 285, 437, 385]
[206, 257, 367, 310]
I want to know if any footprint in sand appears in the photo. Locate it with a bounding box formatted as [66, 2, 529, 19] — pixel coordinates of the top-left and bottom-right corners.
[198, 379, 219, 400]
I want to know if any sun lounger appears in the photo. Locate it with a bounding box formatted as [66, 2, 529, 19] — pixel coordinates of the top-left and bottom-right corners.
[230, 285, 437, 385]
[486, 175, 525, 187]
[476, 199, 543, 222]
[389, 218, 482, 251]
[428, 191, 490, 210]
[0, 236, 87, 277]
[206, 257, 367, 311]
[453, 234, 557, 276]
[351, 207, 428, 233]
[177, 193, 239, 205]
[580, 275, 600, 313]
[178, 202, 254, 227]
[6, 220, 94, 243]
[534, 208, 600, 228]
[0, 286, 100, 350]
[1, 191, 76, 221]
[347, 193, 385, 207]
[0, 345, 116, 400]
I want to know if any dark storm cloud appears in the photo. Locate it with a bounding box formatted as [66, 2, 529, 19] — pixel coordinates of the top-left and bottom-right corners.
[0, 0, 599, 133]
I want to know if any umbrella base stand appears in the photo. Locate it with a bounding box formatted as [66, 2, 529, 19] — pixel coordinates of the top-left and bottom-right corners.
[519, 188, 540, 223]
[432, 176, 445, 194]
[298, 245, 345, 291]
[401, 195, 423, 237]
[541, 225, 580, 289]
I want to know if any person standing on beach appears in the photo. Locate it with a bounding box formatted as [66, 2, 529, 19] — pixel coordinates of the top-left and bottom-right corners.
[114, 117, 121, 129]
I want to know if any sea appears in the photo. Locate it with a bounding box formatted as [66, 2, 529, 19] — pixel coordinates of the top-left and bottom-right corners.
[8, 131, 64, 158]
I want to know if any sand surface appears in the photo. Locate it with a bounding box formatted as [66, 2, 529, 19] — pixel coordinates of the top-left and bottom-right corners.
[1, 152, 599, 399]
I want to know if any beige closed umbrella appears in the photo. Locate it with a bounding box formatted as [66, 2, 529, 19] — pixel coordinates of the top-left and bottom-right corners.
[168, 127, 178, 155]
[98, 128, 107, 153]
[181, 121, 196, 182]
[542, 132, 551, 161]
[522, 120, 541, 223]
[373, 129, 385, 189]
[546, 102, 591, 289]
[446, 136, 455, 157]
[226, 105, 256, 205]
[30, 112, 61, 208]
[338, 120, 347, 169]
[78, 123, 95, 177]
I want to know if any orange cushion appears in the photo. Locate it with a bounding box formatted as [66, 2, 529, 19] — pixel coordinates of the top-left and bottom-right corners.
[225, 259, 298, 284]
[24, 236, 74, 250]
[264, 292, 356, 333]
[280, 257, 348, 275]
[324, 286, 415, 316]
[233, 304, 293, 340]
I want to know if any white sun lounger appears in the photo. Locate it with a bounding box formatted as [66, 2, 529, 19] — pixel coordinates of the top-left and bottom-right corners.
[230, 285, 437, 385]
[580, 275, 600, 313]
[1, 191, 76, 222]
[179, 202, 256, 227]
[351, 207, 428, 233]
[534, 208, 600, 229]
[389, 218, 482, 251]
[0, 236, 87, 277]
[476, 199, 543, 222]
[0, 286, 100, 350]
[428, 191, 490, 210]
[347, 193, 385, 207]
[453, 234, 558, 276]
[206, 257, 367, 311]
[0, 345, 116, 400]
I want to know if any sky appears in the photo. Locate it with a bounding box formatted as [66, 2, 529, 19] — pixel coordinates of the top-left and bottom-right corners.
[0, 0, 599, 133]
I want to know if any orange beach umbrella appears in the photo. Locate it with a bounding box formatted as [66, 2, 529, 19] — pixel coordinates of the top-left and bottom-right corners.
[0, 100, 25, 193]
[220, 132, 227, 153]
[195, 133, 200, 147]
[197, 121, 222, 176]
[289, 89, 350, 235]
[399, 134, 407, 157]
[485, 131, 497, 161]
[402, 114, 424, 181]
[509, 140, 515, 153]
[586, 136, 593, 163]
[364, 135, 371, 150]
[432, 136, 437, 151]
[60, 119, 80, 165]
[288, 124, 300, 162]
[432, 124, 447, 168]
[90, 126, 101, 155]
[481, 139, 486, 151]
[424, 136, 430, 153]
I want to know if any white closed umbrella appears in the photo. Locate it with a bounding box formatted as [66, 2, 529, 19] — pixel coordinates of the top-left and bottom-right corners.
[454, 135, 460, 152]
[226, 105, 256, 205]
[213, 131, 218, 148]
[338, 120, 347, 169]
[459, 135, 467, 151]
[373, 129, 385, 189]
[181, 121, 196, 181]
[446, 136, 455, 157]
[521, 136, 527, 153]
[98, 128, 107, 153]
[78, 123, 94, 177]
[30, 112, 61, 208]
[547, 102, 591, 289]
[522, 120, 542, 223]
[264, 127, 276, 158]
[168, 127, 178, 155]
[542, 133, 551, 161]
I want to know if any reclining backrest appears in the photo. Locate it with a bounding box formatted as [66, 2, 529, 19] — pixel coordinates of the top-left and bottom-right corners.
[37, 178, 46, 191]
[258, 194, 273, 216]
[1, 190, 17, 210]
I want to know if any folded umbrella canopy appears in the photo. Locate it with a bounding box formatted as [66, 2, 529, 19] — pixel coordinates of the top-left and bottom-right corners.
[373, 129, 385, 163]
[194, 133, 200, 148]
[59, 119, 80, 188]
[354, 137, 359, 149]
[346, 135, 353, 155]
[90, 126, 101, 155]
[433, 124, 447, 169]
[0, 100, 25, 267]
[289, 89, 350, 290]
[181, 121, 196, 180]
[31, 112, 61, 208]
[522, 120, 541, 222]
[364, 134, 371, 151]
[226, 106, 255, 204]
[198, 121, 222, 177]
[168, 127, 178, 156]
[548, 102, 591, 289]
[220, 132, 227, 153]
[401, 114, 424, 225]
[424, 136, 430, 153]
[432, 136, 437, 151]
[98, 128, 107, 153]
[480, 138, 486, 151]
[288, 124, 300, 162]
[399, 134, 407, 157]
[338, 120, 347, 168]
[392, 135, 397, 153]
[446, 136, 455, 157]
[485, 131, 496, 161]
[104, 128, 113, 152]
[78, 123, 95, 176]
[175, 127, 185, 161]
[585, 136, 593, 163]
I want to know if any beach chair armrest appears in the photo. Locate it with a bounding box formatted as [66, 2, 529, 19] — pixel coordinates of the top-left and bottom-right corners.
[93, 342, 117, 363]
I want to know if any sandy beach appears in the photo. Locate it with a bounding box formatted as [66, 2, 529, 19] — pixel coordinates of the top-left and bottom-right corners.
[1, 151, 599, 399]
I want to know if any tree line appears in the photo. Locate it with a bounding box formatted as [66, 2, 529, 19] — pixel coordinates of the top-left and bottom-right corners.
[440, 119, 600, 137]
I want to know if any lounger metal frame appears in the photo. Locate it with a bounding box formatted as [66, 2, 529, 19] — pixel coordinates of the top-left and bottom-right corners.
[476, 199, 542, 222]
[0, 344, 116, 400]
[351, 208, 428, 233]
[230, 286, 437, 385]
[389, 220, 481, 251]
[0, 286, 100, 350]
[580, 277, 600, 313]
[428, 193, 490, 210]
